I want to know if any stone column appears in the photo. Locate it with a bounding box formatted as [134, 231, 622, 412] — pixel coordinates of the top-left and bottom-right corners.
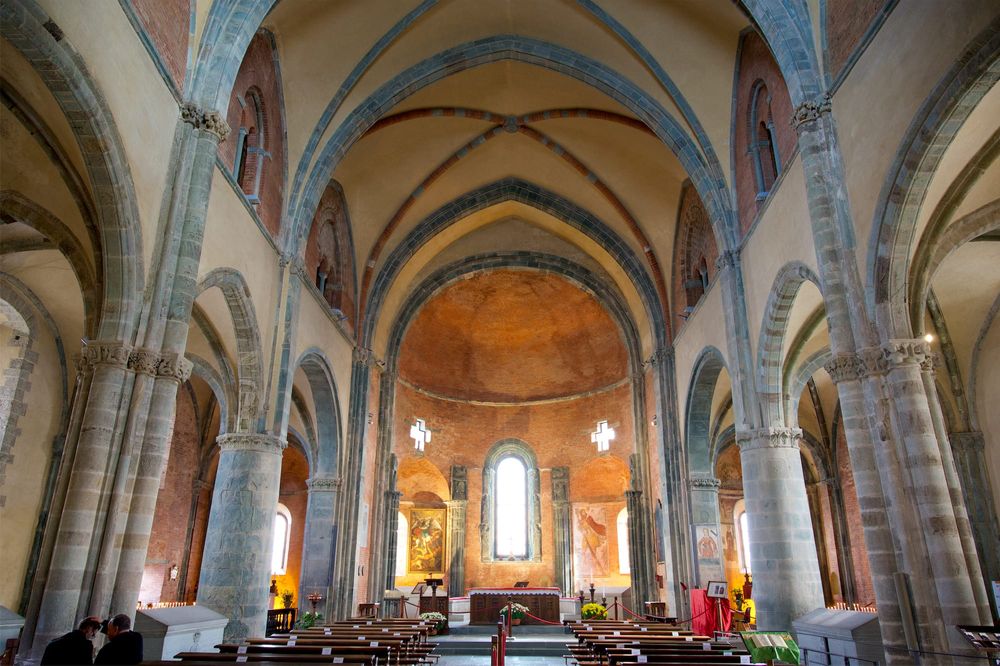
[825, 355, 909, 654]
[739, 427, 824, 630]
[880, 340, 986, 632]
[197, 433, 286, 640]
[107, 104, 231, 619]
[446, 465, 468, 597]
[625, 488, 655, 607]
[919, 357, 992, 618]
[551, 467, 573, 595]
[31, 342, 132, 651]
[950, 430, 1000, 608]
[300, 475, 340, 618]
[688, 476, 723, 587]
[382, 490, 402, 592]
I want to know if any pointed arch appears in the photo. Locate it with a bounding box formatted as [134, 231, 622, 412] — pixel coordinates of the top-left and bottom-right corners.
[1, 0, 145, 340]
[289, 36, 737, 256]
[868, 20, 1000, 336]
[756, 262, 822, 426]
[196, 268, 264, 433]
[685, 346, 728, 477]
[294, 347, 343, 477]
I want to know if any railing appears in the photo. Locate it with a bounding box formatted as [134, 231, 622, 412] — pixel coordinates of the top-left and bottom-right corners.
[265, 607, 297, 636]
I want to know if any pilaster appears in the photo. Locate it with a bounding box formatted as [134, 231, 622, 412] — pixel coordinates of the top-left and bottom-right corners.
[551, 467, 573, 595]
[445, 465, 468, 597]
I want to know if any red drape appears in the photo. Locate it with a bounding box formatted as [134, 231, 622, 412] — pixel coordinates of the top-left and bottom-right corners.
[689, 589, 732, 636]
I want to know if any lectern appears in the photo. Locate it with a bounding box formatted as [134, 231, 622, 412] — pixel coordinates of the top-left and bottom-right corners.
[418, 577, 448, 630]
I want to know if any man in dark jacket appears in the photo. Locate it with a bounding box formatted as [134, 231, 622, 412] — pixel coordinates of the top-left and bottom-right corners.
[40, 616, 102, 665]
[93, 614, 143, 665]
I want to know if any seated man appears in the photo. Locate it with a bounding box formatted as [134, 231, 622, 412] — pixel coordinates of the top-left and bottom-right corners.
[94, 614, 143, 665]
[40, 616, 102, 665]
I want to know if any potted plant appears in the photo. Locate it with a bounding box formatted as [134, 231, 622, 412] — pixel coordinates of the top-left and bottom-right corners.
[500, 603, 529, 625]
[581, 602, 607, 620]
[731, 587, 745, 611]
[280, 589, 294, 609]
[295, 612, 324, 629]
[420, 611, 447, 635]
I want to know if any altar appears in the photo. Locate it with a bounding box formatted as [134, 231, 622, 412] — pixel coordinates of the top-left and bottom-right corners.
[468, 587, 561, 624]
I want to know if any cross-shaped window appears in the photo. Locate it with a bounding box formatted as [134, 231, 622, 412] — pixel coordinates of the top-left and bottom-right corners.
[591, 420, 615, 452]
[410, 418, 431, 452]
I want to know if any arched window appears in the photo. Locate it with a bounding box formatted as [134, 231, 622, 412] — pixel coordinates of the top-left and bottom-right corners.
[480, 439, 541, 562]
[234, 88, 267, 203]
[395, 511, 408, 577]
[735, 502, 752, 574]
[271, 503, 291, 575]
[617, 508, 631, 575]
[749, 81, 781, 199]
[495, 457, 528, 558]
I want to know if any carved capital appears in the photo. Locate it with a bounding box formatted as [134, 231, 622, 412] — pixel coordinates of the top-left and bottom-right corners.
[81, 340, 131, 369]
[551, 466, 570, 502]
[157, 353, 193, 383]
[353, 346, 384, 370]
[180, 103, 231, 142]
[128, 348, 159, 376]
[739, 426, 802, 451]
[859, 346, 890, 377]
[950, 431, 985, 454]
[451, 465, 468, 501]
[307, 475, 341, 491]
[688, 475, 722, 490]
[791, 94, 832, 131]
[883, 338, 932, 369]
[919, 351, 940, 373]
[715, 249, 740, 272]
[824, 354, 864, 383]
[216, 432, 286, 454]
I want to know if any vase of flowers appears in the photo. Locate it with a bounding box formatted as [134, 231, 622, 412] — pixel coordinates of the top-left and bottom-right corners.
[500, 603, 529, 625]
[581, 602, 607, 620]
[420, 611, 447, 635]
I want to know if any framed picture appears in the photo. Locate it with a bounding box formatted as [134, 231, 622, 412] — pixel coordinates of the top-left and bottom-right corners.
[707, 580, 728, 598]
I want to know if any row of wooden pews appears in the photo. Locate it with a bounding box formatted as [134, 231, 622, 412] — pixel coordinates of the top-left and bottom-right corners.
[563, 620, 761, 666]
[143, 618, 438, 665]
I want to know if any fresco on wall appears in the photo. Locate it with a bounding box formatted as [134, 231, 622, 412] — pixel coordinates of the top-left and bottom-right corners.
[573, 505, 609, 578]
[408, 509, 445, 572]
[693, 524, 724, 586]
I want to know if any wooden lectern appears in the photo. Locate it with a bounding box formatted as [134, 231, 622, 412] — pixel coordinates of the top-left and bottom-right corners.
[418, 577, 448, 630]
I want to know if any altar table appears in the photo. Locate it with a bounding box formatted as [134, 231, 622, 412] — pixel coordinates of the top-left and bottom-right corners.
[469, 587, 561, 624]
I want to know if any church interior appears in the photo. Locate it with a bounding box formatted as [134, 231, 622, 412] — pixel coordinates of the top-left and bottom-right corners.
[1, 0, 999, 664]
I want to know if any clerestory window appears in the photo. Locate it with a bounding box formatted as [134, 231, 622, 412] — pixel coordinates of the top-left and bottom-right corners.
[495, 457, 528, 558]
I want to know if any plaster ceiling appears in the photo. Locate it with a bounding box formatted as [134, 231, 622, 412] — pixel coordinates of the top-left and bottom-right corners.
[398, 269, 628, 403]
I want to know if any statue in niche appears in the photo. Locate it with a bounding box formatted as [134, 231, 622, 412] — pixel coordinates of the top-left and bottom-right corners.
[451, 465, 467, 501]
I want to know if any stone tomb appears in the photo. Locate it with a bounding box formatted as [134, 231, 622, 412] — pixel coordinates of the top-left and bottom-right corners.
[134, 605, 228, 661]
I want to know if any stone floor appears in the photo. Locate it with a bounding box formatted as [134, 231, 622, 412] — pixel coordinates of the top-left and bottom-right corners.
[437, 657, 565, 665]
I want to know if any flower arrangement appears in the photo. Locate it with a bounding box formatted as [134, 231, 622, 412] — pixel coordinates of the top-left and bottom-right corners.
[499, 603, 530, 620]
[420, 611, 447, 632]
[581, 602, 607, 620]
[731, 587, 745, 611]
[280, 589, 294, 609]
[295, 612, 324, 629]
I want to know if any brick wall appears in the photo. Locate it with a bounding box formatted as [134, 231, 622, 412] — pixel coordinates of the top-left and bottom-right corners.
[303, 181, 356, 332]
[130, 0, 190, 91]
[271, 445, 308, 608]
[393, 379, 636, 592]
[835, 424, 876, 604]
[140, 382, 200, 605]
[826, 0, 887, 80]
[218, 31, 285, 241]
[733, 30, 796, 236]
[671, 182, 719, 333]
